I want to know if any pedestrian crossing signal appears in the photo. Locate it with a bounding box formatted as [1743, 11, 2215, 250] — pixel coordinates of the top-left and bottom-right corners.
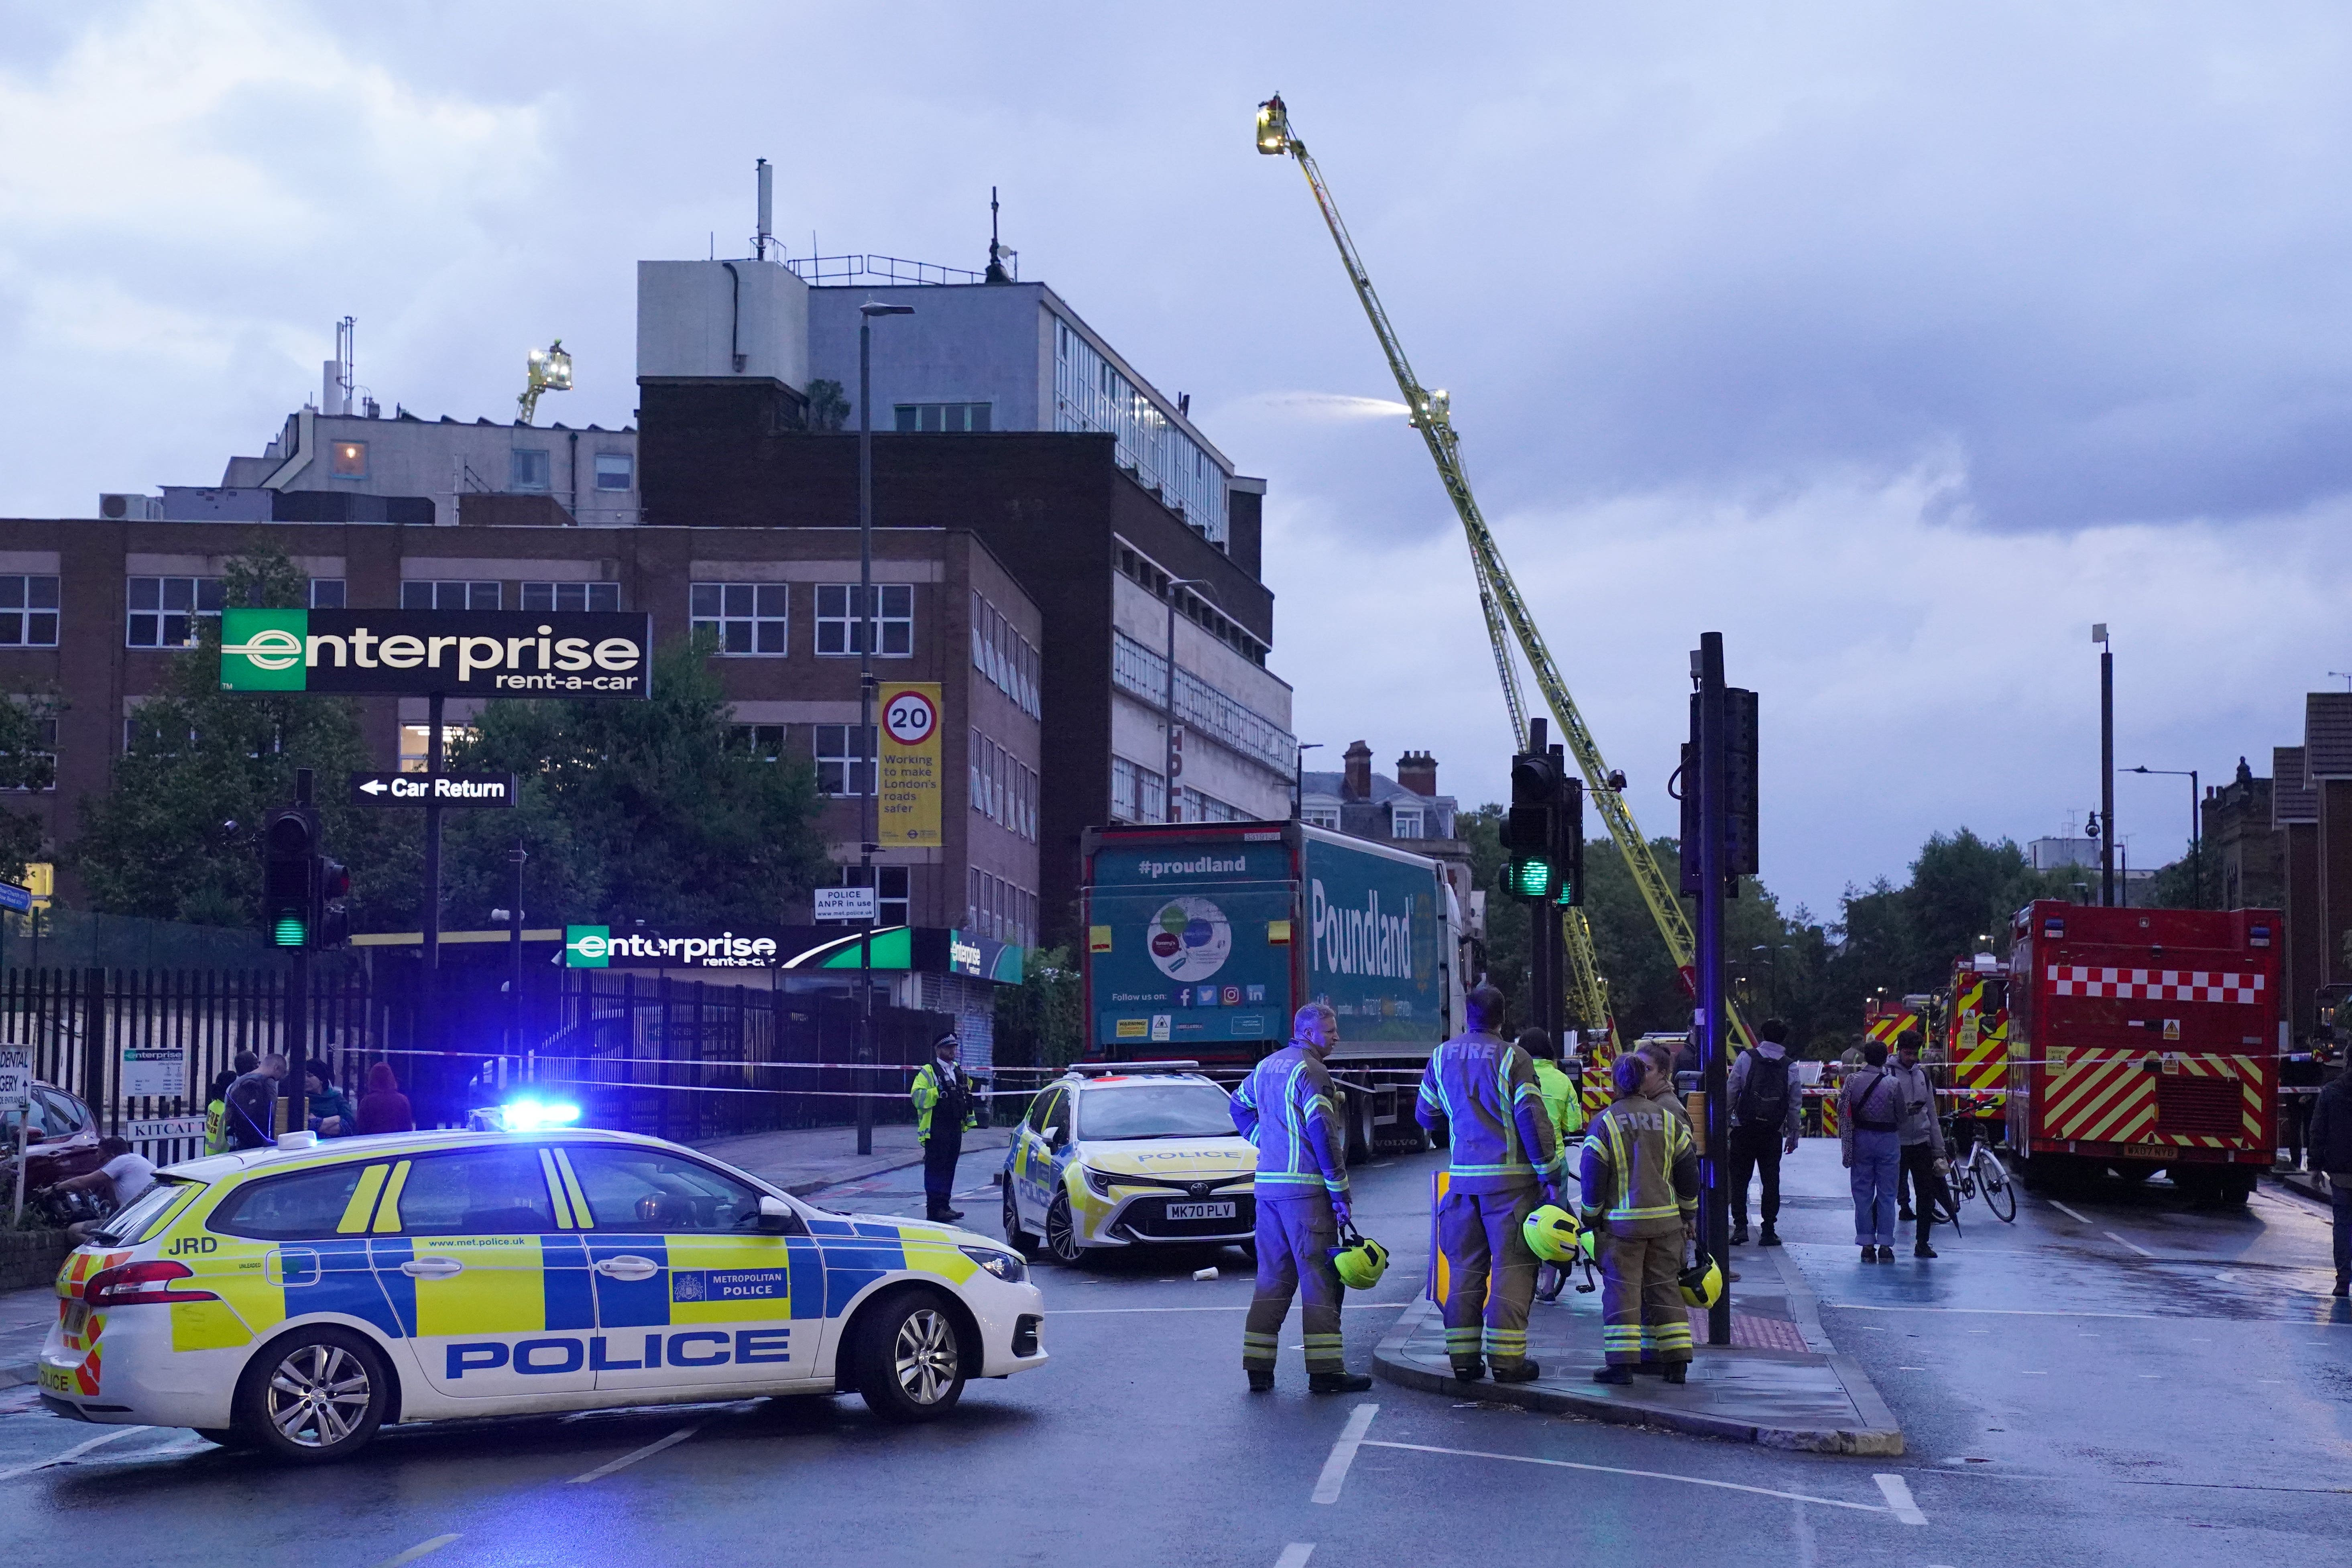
[1504, 753, 1580, 906]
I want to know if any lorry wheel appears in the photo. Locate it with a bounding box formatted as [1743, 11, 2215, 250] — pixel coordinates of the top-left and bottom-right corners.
[2220, 1172, 2256, 1206]
[1344, 1091, 1372, 1165]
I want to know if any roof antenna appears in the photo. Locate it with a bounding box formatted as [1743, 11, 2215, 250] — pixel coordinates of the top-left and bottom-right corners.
[985, 186, 1015, 283]
[755, 158, 773, 260]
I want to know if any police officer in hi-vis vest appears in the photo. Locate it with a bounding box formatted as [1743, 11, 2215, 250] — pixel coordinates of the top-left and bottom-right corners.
[910, 1033, 977, 1222]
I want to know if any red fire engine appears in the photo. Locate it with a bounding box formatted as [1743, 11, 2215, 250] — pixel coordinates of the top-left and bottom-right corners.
[1945, 954, 2009, 1129]
[2005, 900, 2280, 1204]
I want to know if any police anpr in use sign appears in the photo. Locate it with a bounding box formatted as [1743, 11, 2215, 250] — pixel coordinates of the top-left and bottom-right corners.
[220, 609, 652, 698]
[349, 772, 519, 808]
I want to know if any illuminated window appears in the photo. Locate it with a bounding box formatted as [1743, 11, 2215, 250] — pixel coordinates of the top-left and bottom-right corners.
[330, 440, 367, 478]
[894, 403, 991, 433]
[399, 724, 478, 773]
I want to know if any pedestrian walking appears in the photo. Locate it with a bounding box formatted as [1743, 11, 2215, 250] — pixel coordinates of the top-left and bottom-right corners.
[2306, 1062, 2352, 1297]
[1416, 985, 1565, 1384]
[1580, 1051, 1700, 1384]
[1888, 1033, 1951, 1257]
[223, 1054, 287, 1150]
[1230, 1002, 1369, 1393]
[356, 1062, 415, 1135]
[1840, 1041, 1904, 1261]
[910, 1033, 977, 1222]
[1727, 1018, 1803, 1247]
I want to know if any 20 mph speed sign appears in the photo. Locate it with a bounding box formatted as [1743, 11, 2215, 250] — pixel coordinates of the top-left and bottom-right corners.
[883, 689, 937, 746]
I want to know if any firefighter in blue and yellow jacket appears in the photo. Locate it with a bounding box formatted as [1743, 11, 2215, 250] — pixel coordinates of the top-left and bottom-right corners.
[1581, 1050, 1701, 1384]
[1417, 986, 1565, 1384]
[1230, 1002, 1371, 1394]
[911, 1033, 977, 1222]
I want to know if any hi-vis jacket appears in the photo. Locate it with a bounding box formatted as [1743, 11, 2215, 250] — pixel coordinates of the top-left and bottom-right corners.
[1230, 1045, 1349, 1202]
[911, 1061, 976, 1142]
[1415, 1031, 1565, 1195]
[1579, 1095, 1700, 1239]
[1532, 1059, 1587, 1145]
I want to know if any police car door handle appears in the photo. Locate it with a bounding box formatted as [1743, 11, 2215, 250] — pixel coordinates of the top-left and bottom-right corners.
[400, 1257, 463, 1279]
[593, 1255, 659, 1281]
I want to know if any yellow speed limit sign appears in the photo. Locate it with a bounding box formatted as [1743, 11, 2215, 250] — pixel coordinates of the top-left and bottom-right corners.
[878, 682, 941, 846]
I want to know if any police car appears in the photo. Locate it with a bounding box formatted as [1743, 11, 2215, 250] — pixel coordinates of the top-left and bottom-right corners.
[1001, 1065, 1255, 1264]
[35, 1123, 1045, 1462]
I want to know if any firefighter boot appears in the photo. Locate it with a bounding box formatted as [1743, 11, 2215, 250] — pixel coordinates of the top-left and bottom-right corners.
[1491, 1360, 1540, 1385]
[1248, 1369, 1275, 1392]
[1451, 1356, 1486, 1381]
[1310, 1371, 1373, 1394]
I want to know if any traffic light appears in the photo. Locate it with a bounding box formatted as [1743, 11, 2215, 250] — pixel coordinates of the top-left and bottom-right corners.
[1504, 751, 1561, 901]
[1554, 773, 1585, 907]
[262, 807, 317, 948]
[315, 857, 351, 949]
[1680, 687, 1759, 893]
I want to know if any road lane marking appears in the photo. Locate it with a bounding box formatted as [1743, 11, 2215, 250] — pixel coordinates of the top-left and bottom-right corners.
[1360, 1440, 1892, 1513]
[372, 1536, 460, 1567]
[0, 1425, 148, 1483]
[1274, 1546, 1315, 1568]
[2104, 1230, 2156, 1258]
[1048, 1302, 1418, 1314]
[567, 1424, 701, 1484]
[2050, 1202, 2092, 1223]
[1312, 1404, 1377, 1504]
[1874, 1473, 1927, 1524]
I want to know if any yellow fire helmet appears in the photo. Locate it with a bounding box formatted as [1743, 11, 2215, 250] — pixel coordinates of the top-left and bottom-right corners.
[1522, 1203, 1582, 1264]
[1679, 1254, 1724, 1309]
[1330, 1224, 1390, 1290]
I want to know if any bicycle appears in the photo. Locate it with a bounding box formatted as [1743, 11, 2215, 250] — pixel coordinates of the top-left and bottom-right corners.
[1940, 1117, 2018, 1224]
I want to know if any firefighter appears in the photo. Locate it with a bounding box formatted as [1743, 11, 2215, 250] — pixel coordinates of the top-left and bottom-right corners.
[1230, 1002, 1369, 1393]
[1417, 986, 1565, 1383]
[1581, 1050, 1701, 1384]
[1521, 1027, 1585, 1304]
[910, 1032, 976, 1222]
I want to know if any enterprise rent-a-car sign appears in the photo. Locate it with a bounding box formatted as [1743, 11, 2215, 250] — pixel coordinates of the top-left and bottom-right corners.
[221, 609, 652, 697]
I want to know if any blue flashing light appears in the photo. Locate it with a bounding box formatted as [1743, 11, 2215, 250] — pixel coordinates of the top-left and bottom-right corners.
[500, 1098, 581, 1132]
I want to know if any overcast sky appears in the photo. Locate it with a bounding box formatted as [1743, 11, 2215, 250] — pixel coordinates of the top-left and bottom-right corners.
[6, 2, 2350, 919]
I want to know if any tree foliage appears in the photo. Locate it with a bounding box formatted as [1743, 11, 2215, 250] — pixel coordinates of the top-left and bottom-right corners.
[994, 945, 1082, 1074]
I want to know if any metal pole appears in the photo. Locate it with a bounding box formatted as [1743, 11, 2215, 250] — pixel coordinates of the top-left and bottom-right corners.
[1164, 591, 1179, 823]
[2100, 644, 2115, 907]
[290, 769, 313, 1116]
[1695, 632, 1731, 1347]
[509, 840, 527, 1068]
[857, 313, 876, 1157]
[424, 689, 444, 1124]
[2190, 769, 2201, 908]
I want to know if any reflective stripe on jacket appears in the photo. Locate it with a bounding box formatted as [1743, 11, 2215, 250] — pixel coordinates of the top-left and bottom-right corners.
[1415, 1031, 1563, 1194]
[1231, 1045, 1349, 1198]
[1579, 1094, 1699, 1238]
[1532, 1059, 1586, 1146]
[911, 1061, 975, 1141]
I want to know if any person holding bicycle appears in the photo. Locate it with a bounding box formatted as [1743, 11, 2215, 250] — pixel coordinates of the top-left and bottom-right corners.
[1890, 1032, 1952, 1258]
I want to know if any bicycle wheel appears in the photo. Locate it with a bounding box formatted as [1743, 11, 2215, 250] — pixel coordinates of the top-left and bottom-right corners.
[1976, 1149, 2017, 1223]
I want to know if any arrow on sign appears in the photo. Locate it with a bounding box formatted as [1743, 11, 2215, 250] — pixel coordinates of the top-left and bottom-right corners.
[359, 779, 388, 797]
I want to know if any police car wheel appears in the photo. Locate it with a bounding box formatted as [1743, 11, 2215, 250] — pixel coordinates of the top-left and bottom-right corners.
[853, 1290, 967, 1423]
[1044, 1194, 1086, 1265]
[1002, 1188, 1039, 1259]
[234, 1326, 389, 1463]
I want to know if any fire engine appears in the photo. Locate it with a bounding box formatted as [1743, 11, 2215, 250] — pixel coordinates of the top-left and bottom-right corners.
[2004, 900, 2280, 1204]
[1945, 953, 2010, 1135]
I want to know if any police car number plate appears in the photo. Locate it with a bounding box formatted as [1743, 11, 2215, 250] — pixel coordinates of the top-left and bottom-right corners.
[1164, 1201, 1235, 1221]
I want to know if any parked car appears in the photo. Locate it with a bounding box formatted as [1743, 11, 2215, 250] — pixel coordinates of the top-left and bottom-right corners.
[0, 1081, 104, 1194]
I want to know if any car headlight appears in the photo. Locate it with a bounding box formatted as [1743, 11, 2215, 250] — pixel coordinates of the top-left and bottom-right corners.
[1079, 1163, 1119, 1198]
[960, 1245, 1026, 1283]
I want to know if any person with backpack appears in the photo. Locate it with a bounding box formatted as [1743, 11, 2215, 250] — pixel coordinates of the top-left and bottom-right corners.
[1727, 1018, 1803, 1246]
[1839, 1040, 1904, 1261]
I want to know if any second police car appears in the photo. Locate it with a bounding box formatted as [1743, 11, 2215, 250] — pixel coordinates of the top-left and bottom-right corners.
[35, 1123, 1044, 1462]
[1001, 1065, 1256, 1263]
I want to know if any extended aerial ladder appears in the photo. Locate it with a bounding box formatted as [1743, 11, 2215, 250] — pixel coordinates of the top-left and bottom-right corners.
[1256, 94, 1743, 1053]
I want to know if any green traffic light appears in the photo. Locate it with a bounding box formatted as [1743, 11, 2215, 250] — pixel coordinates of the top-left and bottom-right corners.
[1510, 857, 1556, 898]
[273, 913, 307, 948]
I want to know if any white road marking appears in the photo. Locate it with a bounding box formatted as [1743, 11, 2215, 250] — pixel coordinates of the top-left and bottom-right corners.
[2104, 1230, 2157, 1258]
[372, 1536, 460, 1568]
[1361, 1440, 1893, 1513]
[1274, 1546, 1315, 1568]
[2050, 1201, 2092, 1224]
[1875, 1472, 1928, 1524]
[567, 1424, 701, 1484]
[1311, 1404, 1378, 1504]
[1048, 1301, 1418, 1314]
[1826, 1303, 2172, 1322]
[0, 1424, 149, 1483]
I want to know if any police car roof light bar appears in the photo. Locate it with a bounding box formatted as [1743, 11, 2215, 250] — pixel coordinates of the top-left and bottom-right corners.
[1067, 1061, 1202, 1075]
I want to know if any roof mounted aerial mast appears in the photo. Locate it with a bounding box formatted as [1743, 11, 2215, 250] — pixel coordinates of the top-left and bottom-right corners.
[1254, 93, 1744, 1049]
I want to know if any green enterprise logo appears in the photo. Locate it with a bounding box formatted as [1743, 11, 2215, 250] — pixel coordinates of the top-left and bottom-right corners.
[565, 925, 611, 968]
[220, 609, 310, 691]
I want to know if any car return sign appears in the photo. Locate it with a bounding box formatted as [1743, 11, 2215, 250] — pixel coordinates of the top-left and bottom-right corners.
[221, 609, 652, 698]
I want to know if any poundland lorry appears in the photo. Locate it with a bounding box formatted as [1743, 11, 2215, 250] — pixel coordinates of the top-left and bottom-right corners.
[1079, 820, 1469, 1158]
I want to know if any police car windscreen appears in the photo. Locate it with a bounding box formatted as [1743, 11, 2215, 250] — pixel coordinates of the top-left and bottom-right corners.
[1078, 1084, 1239, 1141]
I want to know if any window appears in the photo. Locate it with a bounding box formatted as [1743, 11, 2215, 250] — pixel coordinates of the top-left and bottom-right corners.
[819, 864, 909, 927]
[521, 582, 621, 612]
[1111, 757, 1165, 824]
[1181, 788, 1241, 824]
[563, 1145, 765, 1232]
[968, 729, 1037, 842]
[1302, 806, 1341, 831]
[208, 1163, 374, 1241]
[894, 402, 992, 433]
[966, 868, 1035, 947]
[401, 580, 501, 610]
[728, 724, 785, 761]
[815, 584, 912, 657]
[1391, 806, 1425, 840]
[309, 578, 345, 609]
[970, 591, 1040, 718]
[692, 582, 789, 655]
[392, 1149, 559, 1235]
[511, 449, 552, 492]
[0, 577, 58, 647]
[1025, 1086, 1065, 1136]
[814, 724, 875, 796]
[330, 439, 368, 478]
[2, 715, 56, 792]
[593, 452, 634, 491]
[1055, 320, 1227, 544]
[126, 576, 222, 647]
[399, 723, 478, 773]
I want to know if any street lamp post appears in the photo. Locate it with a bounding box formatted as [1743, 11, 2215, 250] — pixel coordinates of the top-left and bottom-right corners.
[1162, 577, 1215, 824]
[2094, 624, 2115, 907]
[856, 300, 913, 1157]
[2126, 765, 2201, 907]
[1294, 741, 1323, 820]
